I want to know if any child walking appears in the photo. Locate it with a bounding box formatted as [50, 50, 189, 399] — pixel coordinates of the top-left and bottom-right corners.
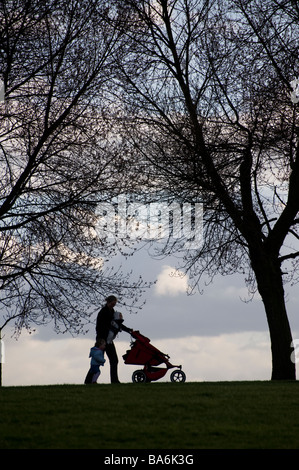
[84, 339, 106, 384]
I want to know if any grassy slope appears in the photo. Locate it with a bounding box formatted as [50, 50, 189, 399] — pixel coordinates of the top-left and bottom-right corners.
[1, 381, 299, 449]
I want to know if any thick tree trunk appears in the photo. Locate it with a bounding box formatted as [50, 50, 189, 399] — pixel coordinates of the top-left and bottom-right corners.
[251, 252, 295, 380]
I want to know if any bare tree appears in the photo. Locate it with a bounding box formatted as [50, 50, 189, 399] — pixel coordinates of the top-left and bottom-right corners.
[0, 0, 148, 373]
[113, 0, 299, 379]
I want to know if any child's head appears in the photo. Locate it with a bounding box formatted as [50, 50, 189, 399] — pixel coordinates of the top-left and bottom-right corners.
[95, 338, 106, 349]
[114, 311, 123, 321]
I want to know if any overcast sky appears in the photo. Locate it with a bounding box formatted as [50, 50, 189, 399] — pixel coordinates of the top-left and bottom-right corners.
[2, 247, 299, 386]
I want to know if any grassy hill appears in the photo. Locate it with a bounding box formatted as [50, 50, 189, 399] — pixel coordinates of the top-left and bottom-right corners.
[1, 381, 299, 449]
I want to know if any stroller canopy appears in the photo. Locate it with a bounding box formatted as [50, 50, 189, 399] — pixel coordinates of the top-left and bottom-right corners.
[123, 330, 170, 367]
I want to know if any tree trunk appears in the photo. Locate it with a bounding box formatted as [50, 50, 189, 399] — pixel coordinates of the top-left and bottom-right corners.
[251, 252, 295, 380]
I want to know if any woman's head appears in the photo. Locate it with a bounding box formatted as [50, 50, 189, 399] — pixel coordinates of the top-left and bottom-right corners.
[105, 295, 117, 308]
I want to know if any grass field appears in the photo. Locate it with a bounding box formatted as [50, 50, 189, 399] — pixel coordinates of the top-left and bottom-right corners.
[1, 381, 299, 449]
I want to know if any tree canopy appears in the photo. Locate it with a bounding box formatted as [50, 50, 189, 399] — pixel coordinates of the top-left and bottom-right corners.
[0, 0, 147, 337]
[110, 0, 299, 379]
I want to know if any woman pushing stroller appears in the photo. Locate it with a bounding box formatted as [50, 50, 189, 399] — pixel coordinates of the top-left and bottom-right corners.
[85, 295, 186, 384]
[94, 295, 132, 384]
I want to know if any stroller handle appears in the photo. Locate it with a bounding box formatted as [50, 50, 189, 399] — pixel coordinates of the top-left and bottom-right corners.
[130, 330, 151, 341]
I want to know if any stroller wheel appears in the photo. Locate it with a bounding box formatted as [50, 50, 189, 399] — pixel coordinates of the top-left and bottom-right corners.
[170, 369, 186, 383]
[132, 370, 147, 383]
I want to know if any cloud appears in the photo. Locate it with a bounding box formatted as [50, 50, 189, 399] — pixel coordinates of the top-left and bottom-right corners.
[154, 265, 188, 297]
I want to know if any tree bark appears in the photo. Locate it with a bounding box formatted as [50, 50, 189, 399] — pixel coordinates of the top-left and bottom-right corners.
[251, 251, 295, 380]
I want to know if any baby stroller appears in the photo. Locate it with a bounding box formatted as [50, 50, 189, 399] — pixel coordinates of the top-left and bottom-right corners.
[123, 330, 186, 383]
